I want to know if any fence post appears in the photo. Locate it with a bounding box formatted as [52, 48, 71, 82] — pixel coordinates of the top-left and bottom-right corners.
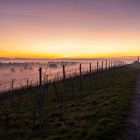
[39, 68, 42, 86]
[102, 61, 104, 71]
[63, 65, 67, 113]
[89, 63, 92, 94]
[97, 61, 99, 73]
[39, 67, 43, 134]
[11, 79, 14, 90]
[35, 67, 43, 136]
[106, 60, 107, 70]
[79, 64, 83, 98]
[96, 61, 99, 89]
[89, 63, 92, 73]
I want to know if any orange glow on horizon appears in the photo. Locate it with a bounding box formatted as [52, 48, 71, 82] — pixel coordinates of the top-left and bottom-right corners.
[0, 0, 140, 59]
[1, 30, 140, 59]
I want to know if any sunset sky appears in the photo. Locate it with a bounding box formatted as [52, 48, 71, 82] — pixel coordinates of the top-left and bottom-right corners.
[0, 0, 140, 58]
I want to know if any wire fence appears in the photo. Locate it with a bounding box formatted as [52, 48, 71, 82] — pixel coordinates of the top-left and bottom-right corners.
[0, 60, 127, 139]
[0, 60, 126, 92]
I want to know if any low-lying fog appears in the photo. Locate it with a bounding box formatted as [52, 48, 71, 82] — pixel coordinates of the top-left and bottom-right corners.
[0, 58, 133, 92]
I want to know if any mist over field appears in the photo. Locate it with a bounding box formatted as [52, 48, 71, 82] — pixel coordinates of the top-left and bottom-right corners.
[0, 58, 134, 91]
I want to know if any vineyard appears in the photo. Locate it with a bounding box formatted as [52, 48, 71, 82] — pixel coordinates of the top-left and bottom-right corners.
[0, 61, 138, 140]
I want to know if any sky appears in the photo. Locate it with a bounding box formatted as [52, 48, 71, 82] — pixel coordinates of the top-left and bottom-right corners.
[0, 0, 140, 58]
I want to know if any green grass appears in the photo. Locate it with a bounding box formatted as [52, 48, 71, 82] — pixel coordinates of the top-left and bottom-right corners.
[0, 65, 139, 140]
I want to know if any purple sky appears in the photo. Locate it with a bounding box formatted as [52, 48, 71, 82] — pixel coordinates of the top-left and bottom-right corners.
[0, 0, 140, 58]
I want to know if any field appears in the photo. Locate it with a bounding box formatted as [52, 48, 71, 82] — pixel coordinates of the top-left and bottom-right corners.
[0, 64, 138, 140]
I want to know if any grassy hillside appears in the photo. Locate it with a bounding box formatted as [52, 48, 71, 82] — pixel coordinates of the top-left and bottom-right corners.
[0, 65, 139, 140]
